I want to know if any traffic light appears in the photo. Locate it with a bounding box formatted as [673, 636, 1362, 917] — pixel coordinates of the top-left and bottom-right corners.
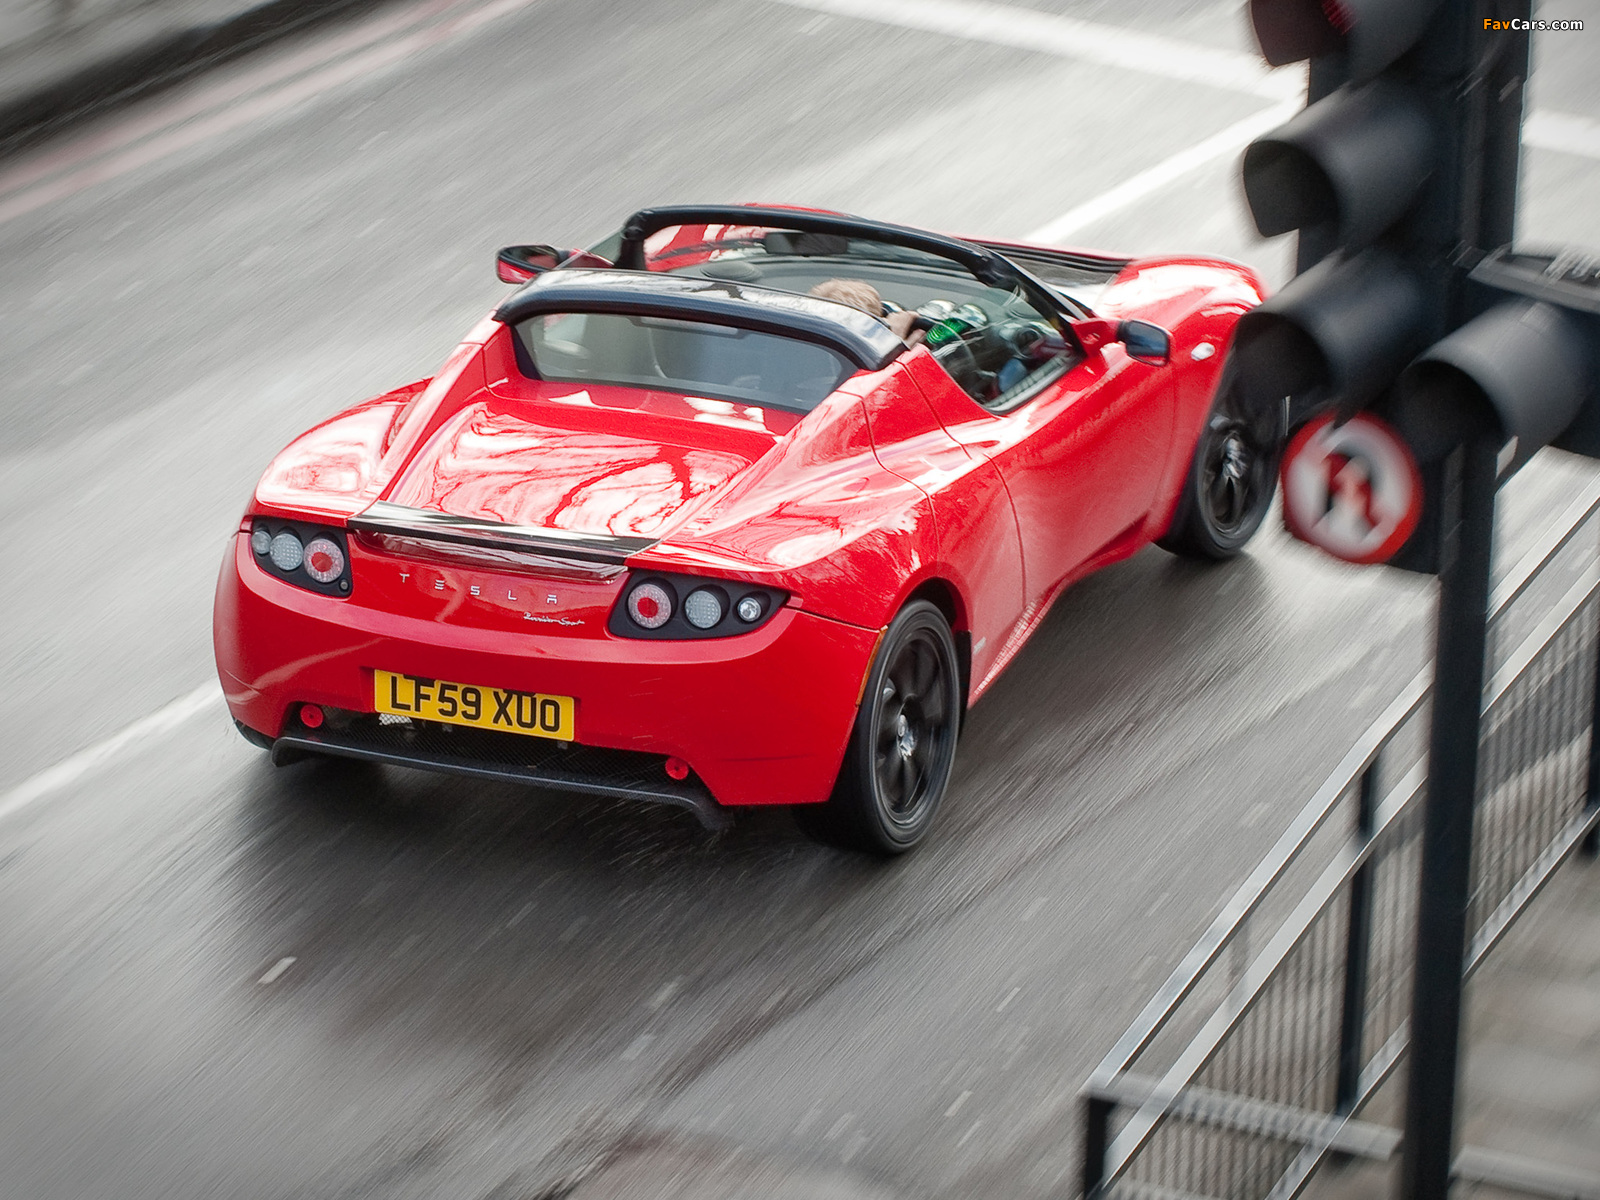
[1227, 0, 1464, 441]
[1224, 0, 1600, 572]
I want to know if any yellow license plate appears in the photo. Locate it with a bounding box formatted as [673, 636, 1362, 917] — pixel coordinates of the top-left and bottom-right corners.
[374, 670, 575, 741]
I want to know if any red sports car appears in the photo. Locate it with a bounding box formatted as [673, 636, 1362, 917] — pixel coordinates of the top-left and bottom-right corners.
[213, 205, 1271, 852]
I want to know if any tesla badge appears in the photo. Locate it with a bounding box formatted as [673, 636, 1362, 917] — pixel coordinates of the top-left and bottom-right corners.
[1281, 412, 1423, 565]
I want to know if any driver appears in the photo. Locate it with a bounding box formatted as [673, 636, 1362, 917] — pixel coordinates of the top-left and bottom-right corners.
[809, 279, 927, 346]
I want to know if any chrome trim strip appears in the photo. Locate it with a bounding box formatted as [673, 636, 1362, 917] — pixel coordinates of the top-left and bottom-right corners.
[348, 501, 656, 565]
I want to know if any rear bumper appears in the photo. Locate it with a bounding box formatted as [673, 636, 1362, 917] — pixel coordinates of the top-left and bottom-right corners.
[213, 534, 874, 807]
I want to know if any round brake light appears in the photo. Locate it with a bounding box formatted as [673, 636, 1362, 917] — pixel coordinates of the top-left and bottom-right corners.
[303, 536, 345, 583]
[627, 581, 673, 629]
[250, 526, 272, 556]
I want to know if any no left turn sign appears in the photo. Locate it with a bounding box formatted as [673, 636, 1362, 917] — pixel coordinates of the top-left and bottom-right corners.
[1281, 412, 1423, 565]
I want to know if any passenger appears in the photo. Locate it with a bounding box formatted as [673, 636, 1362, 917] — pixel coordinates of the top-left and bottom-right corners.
[809, 279, 926, 346]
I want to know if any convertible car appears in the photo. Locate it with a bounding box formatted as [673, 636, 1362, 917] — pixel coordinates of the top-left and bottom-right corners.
[213, 204, 1272, 852]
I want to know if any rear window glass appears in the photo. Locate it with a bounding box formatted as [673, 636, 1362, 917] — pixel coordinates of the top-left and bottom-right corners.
[516, 312, 855, 413]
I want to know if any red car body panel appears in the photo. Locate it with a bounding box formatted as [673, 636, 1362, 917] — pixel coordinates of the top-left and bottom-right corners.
[215, 213, 1266, 819]
[214, 536, 874, 805]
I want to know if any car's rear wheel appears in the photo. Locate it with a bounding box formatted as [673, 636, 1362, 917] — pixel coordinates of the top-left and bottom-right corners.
[794, 600, 961, 854]
[1158, 407, 1278, 560]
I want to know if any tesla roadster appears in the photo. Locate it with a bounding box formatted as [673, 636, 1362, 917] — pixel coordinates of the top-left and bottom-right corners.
[213, 204, 1272, 852]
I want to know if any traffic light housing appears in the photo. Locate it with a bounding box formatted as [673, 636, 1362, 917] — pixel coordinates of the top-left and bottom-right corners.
[1250, 0, 1445, 80]
[1390, 300, 1594, 475]
[1226, 0, 1600, 572]
[1241, 79, 1435, 248]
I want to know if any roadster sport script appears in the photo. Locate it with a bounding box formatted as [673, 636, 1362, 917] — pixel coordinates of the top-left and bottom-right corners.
[375, 670, 575, 740]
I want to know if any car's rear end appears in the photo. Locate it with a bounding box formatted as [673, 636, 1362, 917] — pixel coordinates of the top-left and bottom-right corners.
[213, 272, 922, 823]
[214, 521, 875, 825]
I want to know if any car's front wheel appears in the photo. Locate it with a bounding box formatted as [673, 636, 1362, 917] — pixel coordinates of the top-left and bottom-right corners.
[1158, 407, 1278, 560]
[794, 600, 961, 854]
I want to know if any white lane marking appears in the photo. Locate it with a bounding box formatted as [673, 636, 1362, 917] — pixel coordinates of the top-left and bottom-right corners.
[1021, 896, 1048, 921]
[763, 0, 1300, 99]
[995, 985, 1021, 1013]
[957, 1119, 982, 1147]
[1526, 109, 1600, 159]
[0, 682, 222, 826]
[258, 956, 297, 984]
[1, 0, 1593, 232]
[1025, 100, 1301, 244]
[944, 1089, 972, 1117]
[769, 0, 1600, 163]
[620, 1033, 654, 1061]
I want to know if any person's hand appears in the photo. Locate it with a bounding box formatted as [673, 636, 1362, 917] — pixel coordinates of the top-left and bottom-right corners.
[884, 309, 926, 346]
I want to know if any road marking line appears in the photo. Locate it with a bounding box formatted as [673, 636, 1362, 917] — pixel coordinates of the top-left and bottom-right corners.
[620, 1033, 654, 1061]
[1021, 896, 1048, 921]
[996, 985, 1021, 1012]
[768, 0, 1600, 164]
[258, 955, 297, 984]
[1024, 100, 1301, 244]
[945, 1089, 972, 1117]
[1, 0, 1593, 233]
[0, 682, 222, 826]
[957, 1119, 982, 1147]
[763, 0, 1301, 100]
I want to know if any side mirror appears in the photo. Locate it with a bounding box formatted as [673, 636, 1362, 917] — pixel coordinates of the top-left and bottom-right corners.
[1067, 317, 1173, 366]
[496, 244, 565, 284]
[1118, 319, 1171, 366]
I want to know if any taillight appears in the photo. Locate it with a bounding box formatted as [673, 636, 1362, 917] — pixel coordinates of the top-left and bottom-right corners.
[682, 587, 725, 629]
[626, 581, 674, 629]
[303, 537, 346, 584]
[611, 572, 784, 640]
[249, 519, 352, 596]
[269, 531, 304, 571]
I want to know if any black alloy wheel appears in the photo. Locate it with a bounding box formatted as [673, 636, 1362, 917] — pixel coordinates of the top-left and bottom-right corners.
[1159, 411, 1278, 560]
[794, 600, 962, 854]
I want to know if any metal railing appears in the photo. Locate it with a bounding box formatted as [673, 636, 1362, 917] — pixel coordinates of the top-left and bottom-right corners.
[1079, 484, 1600, 1200]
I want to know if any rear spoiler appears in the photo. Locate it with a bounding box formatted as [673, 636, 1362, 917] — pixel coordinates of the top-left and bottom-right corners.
[348, 501, 655, 566]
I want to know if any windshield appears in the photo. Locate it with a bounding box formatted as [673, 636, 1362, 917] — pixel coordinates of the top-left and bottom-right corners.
[516, 311, 856, 413]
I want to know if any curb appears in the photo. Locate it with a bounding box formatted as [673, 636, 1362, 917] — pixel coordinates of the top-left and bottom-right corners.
[0, 0, 389, 155]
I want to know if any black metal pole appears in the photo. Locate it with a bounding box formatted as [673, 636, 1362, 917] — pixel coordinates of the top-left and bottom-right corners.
[1335, 759, 1380, 1114]
[1081, 1095, 1113, 1199]
[1400, 435, 1499, 1200]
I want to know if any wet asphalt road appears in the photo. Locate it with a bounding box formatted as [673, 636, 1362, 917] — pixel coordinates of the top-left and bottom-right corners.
[3, 2, 1600, 1196]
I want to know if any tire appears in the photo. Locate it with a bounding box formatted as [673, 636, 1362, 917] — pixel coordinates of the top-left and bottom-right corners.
[794, 600, 962, 854]
[1158, 408, 1278, 560]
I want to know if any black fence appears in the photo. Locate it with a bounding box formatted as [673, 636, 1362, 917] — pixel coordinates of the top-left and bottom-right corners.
[1079, 486, 1600, 1200]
